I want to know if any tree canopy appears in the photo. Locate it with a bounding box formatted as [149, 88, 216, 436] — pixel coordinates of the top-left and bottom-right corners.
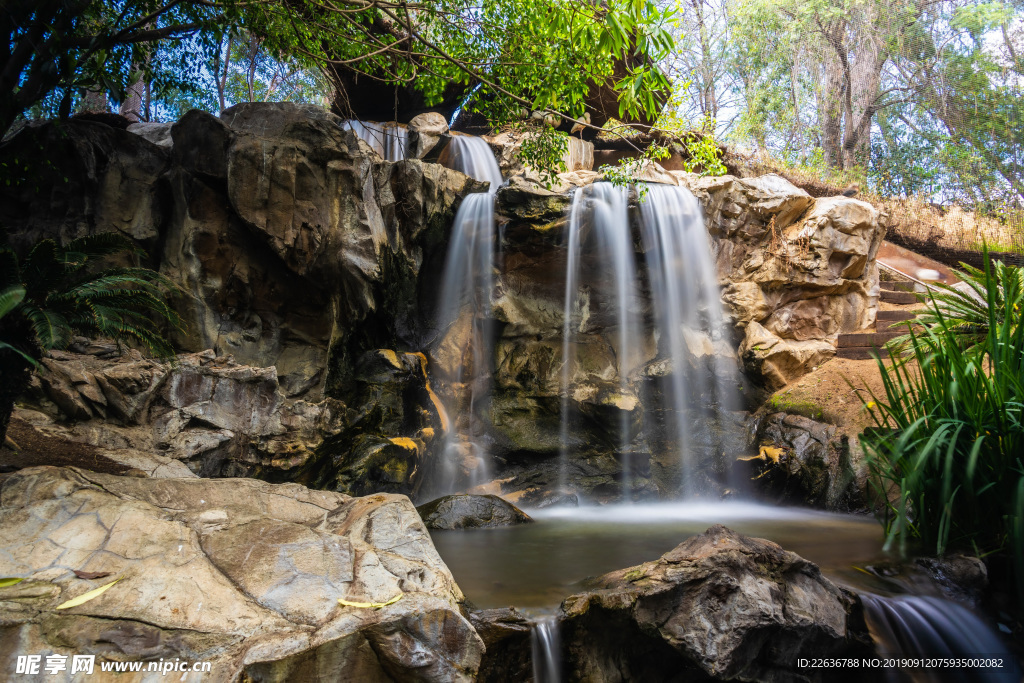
[2, 0, 675, 136]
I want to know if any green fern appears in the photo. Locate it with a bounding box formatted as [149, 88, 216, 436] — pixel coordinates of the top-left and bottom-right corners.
[0, 232, 182, 363]
[0, 285, 36, 366]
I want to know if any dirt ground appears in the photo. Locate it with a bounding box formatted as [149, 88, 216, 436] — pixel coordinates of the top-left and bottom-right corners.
[766, 357, 898, 433]
[0, 417, 132, 475]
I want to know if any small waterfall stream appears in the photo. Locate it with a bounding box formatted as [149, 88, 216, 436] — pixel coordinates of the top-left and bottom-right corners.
[558, 181, 740, 500]
[861, 594, 1021, 682]
[637, 184, 740, 497]
[530, 615, 563, 683]
[342, 120, 408, 161]
[560, 183, 642, 498]
[427, 135, 504, 497]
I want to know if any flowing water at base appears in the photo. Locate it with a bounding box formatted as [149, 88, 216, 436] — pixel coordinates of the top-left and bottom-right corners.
[862, 594, 1022, 682]
[432, 503, 889, 609]
[530, 614, 563, 683]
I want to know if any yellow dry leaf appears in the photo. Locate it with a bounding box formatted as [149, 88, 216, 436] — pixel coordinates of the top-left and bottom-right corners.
[388, 437, 420, 453]
[56, 579, 119, 610]
[338, 593, 403, 609]
[0, 578, 23, 588]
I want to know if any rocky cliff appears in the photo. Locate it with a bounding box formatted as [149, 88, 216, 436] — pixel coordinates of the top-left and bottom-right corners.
[0, 103, 884, 503]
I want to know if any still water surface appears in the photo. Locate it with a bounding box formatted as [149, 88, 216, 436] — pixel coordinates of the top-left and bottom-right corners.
[431, 502, 892, 611]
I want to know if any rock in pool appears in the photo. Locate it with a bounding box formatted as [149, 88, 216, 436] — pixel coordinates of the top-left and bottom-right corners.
[417, 494, 534, 530]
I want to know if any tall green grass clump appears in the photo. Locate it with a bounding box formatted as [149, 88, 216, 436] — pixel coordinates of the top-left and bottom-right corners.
[862, 254, 1024, 601]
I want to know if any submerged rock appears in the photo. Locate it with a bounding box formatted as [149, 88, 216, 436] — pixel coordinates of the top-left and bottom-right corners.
[559, 524, 868, 681]
[0, 467, 483, 681]
[417, 494, 533, 530]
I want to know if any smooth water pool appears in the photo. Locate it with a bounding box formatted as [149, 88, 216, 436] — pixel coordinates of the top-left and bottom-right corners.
[431, 502, 893, 611]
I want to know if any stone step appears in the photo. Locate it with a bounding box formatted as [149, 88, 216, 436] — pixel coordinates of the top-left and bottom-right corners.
[880, 280, 918, 292]
[838, 331, 903, 348]
[876, 309, 917, 321]
[880, 290, 919, 304]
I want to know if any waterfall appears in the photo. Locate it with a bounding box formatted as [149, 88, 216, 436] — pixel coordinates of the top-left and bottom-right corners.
[441, 135, 504, 192]
[427, 135, 504, 497]
[861, 594, 1021, 682]
[342, 120, 408, 161]
[531, 615, 563, 683]
[558, 182, 740, 501]
[560, 183, 642, 499]
[637, 184, 740, 498]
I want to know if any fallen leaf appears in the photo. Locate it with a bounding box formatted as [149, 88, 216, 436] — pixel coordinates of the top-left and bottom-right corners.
[0, 578, 24, 588]
[338, 593, 403, 609]
[56, 579, 119, 610]
[759, 446, 784, 464]
[73, 570, 112, 580]
[737, 446, 786, 465]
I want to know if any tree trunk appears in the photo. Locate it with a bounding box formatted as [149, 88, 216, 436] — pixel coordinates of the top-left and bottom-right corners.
[79, 88, 109, 114]
[818, 55, 845, 168]
[119, 75, 146, 122]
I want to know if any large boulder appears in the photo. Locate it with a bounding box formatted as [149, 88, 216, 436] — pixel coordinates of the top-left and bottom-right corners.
[0, 467, 483, 681]
[679, 173, 882, 363]
[559, 525, 869, 681]
[416, 494, 533, 530]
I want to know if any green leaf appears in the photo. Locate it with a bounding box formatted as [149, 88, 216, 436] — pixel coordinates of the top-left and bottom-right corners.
[56, 578, 120, 610]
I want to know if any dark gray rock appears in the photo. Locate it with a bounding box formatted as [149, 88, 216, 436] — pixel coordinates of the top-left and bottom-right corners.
[747, 412, 863, 511]
[468, 608, 533, 683]
[417, 494, 533, 530]
[559, 524, 870, 682]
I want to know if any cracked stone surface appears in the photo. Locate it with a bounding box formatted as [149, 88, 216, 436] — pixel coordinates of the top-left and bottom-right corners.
[558, 525, 867, 682]
[0, 467, 482, 682]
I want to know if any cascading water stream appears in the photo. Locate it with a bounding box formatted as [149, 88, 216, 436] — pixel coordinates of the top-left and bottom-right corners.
[861, 594, 1021, 682]
[530, 615, 563, 683]
[427, 135, 504, 497]
[558, 181, 740, 500]
[441, 135, 504, 191]
[342, 120, 408, 161]
[637, 183, 741, 497]
[560, 183, 641, 498]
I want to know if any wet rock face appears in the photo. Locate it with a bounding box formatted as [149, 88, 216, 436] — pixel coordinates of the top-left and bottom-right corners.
[0, 102, 483, 403]
[416, 494, 533, 530]
[0, 467, 483, 682]
[308, 349, 446, 497]
[746, 412, 864, 511]
[558, 525, 868, 682]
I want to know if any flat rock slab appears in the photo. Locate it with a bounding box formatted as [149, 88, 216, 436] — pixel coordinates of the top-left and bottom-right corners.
[0, 467, 482, 682]
[417, 494, 533, 530]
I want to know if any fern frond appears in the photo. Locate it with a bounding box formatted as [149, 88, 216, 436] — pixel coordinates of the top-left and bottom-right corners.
[0, 286, 25, 319]
[21, 305, 72, 350]
[62, 232, 143, 261]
